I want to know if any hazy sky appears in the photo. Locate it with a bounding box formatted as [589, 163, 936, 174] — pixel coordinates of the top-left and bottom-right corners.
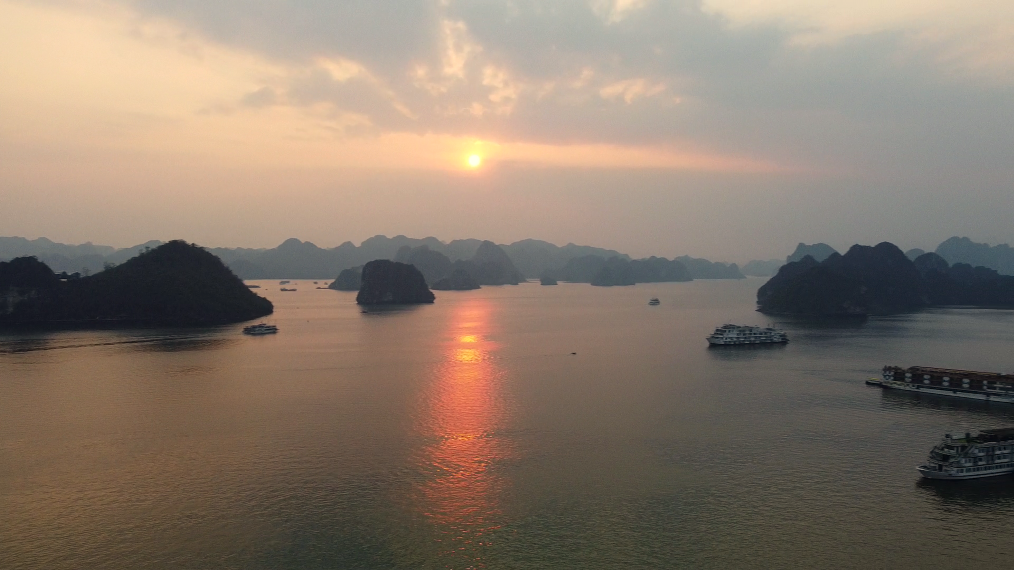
[2, 0, 1012, 261]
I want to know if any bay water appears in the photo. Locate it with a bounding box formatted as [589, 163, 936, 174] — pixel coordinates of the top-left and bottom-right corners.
[3, 279, 1014, 569]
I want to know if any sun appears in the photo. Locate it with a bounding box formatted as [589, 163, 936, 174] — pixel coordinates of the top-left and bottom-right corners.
[467, 154, 482, 168]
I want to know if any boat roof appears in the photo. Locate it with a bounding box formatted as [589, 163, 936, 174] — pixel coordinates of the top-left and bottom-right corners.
[898, 366, 1012, 379]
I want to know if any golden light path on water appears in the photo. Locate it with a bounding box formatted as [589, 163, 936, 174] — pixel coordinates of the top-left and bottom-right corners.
[412, 298, 512, 568]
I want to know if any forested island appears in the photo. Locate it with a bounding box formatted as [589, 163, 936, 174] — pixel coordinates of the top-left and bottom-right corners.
[758, 242, 1014, 316]
[0, 241, 272, 326]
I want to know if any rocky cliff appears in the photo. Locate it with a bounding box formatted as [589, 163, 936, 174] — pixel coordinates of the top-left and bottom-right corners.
[355, 260, 435, 305]
[758, 242, 1014, 316]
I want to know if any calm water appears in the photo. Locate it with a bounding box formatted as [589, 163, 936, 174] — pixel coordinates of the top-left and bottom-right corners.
[3, 279, 1014, 569]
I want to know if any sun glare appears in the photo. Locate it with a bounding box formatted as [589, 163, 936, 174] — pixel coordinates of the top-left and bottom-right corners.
[467, 154, 482, 168]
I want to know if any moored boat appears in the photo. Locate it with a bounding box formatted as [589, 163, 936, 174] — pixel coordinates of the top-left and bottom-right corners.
[869, 366, 1014, 404]
[243, 323, 278, 335]
[918, 429, 1014, 480]
[649, 298, 660, 305]
[707, 324, 788, 345]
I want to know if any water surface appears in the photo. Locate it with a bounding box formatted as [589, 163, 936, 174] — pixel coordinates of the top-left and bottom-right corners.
[3, 279, 1014, 569]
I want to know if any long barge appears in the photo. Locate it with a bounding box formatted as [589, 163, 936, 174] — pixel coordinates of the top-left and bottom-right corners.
[867, 366, 1014, 404]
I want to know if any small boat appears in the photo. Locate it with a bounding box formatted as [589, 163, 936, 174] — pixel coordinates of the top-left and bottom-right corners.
[243, 323, 278, 335]
[279, 280, 290, 284]
[246, 284, 261, 289]
[280, 288, 297, 292]
[918, 429, 1014, 480]
[648, 298, 660, 305]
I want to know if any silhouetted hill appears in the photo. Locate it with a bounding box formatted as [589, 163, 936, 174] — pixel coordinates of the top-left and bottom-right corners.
[786, 243, 837, 263]
[431, 269, 480, 291]
[675, 256, 744, 279]
[462, 241, 524, 285]
[758, 242, 1014, 316]
[3, 235, 746, 284]
[356, 260, 434, 305]
[500, 239, 629, 278]
[905, 248, 925, 261]
[0, 241, 273, 326]
[742, 259, 783, 277]
[935, 237, 1014, 276]
[558, 255, 608, 283]
[394, 245, 453, 284]
[559, 255, 691, 285]
[329, 266, 362, 291]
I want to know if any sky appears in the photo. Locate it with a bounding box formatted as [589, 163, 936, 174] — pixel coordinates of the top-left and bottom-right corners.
[1, 0, 1012, 261]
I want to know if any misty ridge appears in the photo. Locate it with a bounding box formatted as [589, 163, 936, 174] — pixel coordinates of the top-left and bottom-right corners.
[0, 235, 747, 282]
[6, 235, 1014, 284]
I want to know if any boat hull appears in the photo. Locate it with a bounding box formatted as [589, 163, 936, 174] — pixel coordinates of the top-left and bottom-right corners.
[918, 465, 1014, 480]
[707, 339, 788, 346]
[869, 379, 1014, 404]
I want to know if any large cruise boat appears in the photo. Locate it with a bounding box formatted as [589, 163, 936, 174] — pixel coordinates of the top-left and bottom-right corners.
[867, 366, 1014, 404]
[706, 324, 788, 345]
[918, 429, 1014, 480]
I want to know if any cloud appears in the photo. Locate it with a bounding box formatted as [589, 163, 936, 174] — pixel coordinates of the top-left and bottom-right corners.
[6, 0, 1014, 182]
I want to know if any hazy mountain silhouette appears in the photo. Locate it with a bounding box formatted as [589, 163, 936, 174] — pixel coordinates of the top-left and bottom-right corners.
[741, 259, 783, 277]
[394, 245, 453, 284]
[935, 237, 1014, 276]
[675, 256, 744, 279]
[558, 255, 692, 285]
[329, 266, 362, 291]
[905, 248, 926, 261]
[3, 235, 749, 282]
[786, 243, 837, 263]
[431, 268, 480, 291]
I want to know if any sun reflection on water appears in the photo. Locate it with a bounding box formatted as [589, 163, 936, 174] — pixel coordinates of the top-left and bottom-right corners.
[412, 298, 512, 567]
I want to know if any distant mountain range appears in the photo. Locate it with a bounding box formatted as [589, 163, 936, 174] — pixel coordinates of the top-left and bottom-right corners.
[7, 235, 1011, 282]
[0, 235, 744, 281]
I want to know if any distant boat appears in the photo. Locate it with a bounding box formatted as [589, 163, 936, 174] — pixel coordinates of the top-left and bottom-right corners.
[246, 284, 261, 289]
[280, 288, 297, 292]
[243, 323, 278, 335]
[280, 280, 290, 284]
[649, 298, 660, 305]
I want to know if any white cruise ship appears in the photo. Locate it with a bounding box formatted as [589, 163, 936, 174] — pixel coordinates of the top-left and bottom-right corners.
[706, 324, 788, 345]
[918, 429, 1014, 480]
